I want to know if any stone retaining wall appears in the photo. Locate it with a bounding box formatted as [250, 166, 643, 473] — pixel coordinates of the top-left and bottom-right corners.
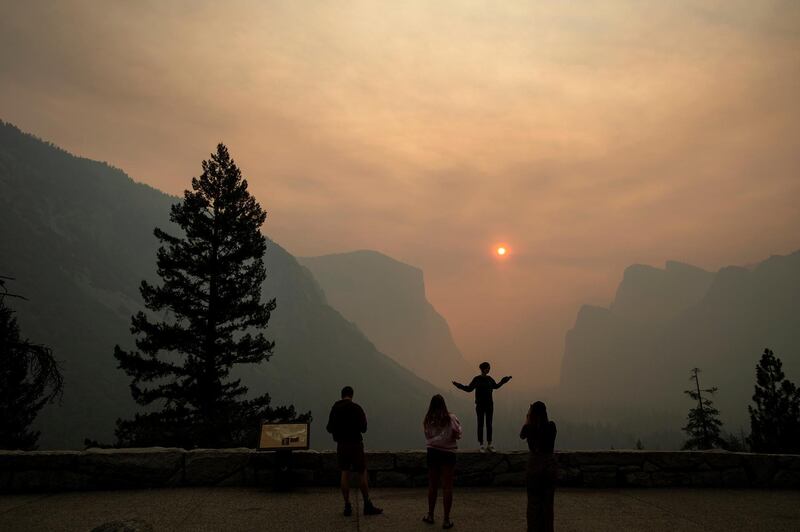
[2, 449, 799, 492]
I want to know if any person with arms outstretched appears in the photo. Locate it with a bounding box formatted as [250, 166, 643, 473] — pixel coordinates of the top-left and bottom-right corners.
[326, 386, 383, 517]
[452, 362, 511, 452]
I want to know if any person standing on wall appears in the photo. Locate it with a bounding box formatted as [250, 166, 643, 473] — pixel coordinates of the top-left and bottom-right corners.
[422, 394, 462, 529]
[326, 386, 383, 517]
[520, 401, 557, 532]
[452, 362, 512, 452]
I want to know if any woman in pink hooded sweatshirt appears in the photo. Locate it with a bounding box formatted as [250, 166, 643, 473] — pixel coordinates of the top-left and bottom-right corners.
[423, 394, 462, 529]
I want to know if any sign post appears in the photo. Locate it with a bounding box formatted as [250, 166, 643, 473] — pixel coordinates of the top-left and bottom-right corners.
[258, 422, 310, 491]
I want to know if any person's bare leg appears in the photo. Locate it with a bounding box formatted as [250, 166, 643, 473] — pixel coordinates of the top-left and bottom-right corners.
[427, 466, 440, 518]
[359, 469, 371, 500]
[360, 470, 384, 514]
[340, 471, 350, 503]
[442, 463, 455, 522]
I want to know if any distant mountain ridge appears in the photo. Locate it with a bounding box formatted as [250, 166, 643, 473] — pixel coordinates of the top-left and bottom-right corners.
[610, 261, 714, 323]
[560, 251, 800, 430]
[0, 120, 440, 450]
[299, 250, 469, 388]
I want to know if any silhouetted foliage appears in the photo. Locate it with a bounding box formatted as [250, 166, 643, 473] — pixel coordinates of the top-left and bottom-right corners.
[113, 144, 305, 448]
[0, 278, 63, 450]
[635, 438, 644, 450]
[748, 348, 800, 454]
[682, 368, 724, 450]
[722, 432, 747, 452]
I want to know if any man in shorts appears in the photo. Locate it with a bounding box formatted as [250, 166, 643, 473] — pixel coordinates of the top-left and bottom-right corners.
[326, 386, 383, 517]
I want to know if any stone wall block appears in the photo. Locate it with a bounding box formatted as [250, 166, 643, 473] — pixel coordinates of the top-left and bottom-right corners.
[78, 448, 184, 489]
[582, 464, 617, 472]
[456, 452, 505, 473]
[572, 451, 643, 467]
[0, 451, 82, 492]
[411, 474, 429, 488]
[776, 455, 800, 471]
[643, 461, 660, 472]
[721, 467, 748, 488]
[491, 457, 510, 474]
[365, 452, 395, 471]
[743, 455, 778, 487]
[624, 472, 652, 487]
[703, 452, 744, 470]
[395, 451, 426, 471]
[184, 449, 252, 486]
[291, 450, 321, 470]
[252, 468, 276, 487]
[250, 451, 276, 470]
[507, 453, 528, 472]
[689, 471, 722, 487]
[772, 469, 800, 488]
[291, 469, 316, 485]
[11, 469, 86, 491]
[2, 448, 797, 491]
[649, 472, 689, 487]
[556, 467, 582, 486]
[319, 452, 340, 473]
[552, 451, 583, 467]
[648, 452, 704, 471]
[0, 451, 80, 471]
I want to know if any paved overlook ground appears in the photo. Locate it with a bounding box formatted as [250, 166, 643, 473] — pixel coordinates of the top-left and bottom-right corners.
[1, 487, 799, 532]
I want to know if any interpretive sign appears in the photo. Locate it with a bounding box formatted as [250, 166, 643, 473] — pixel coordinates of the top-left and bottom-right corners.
[258, 422, 310, 450]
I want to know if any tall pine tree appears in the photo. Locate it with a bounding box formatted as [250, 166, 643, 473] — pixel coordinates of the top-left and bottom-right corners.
[748, 348, 800, 454]
[114, 144, 303, 448]
[682, 367, 724, 450]
[0, 278, 63, 450]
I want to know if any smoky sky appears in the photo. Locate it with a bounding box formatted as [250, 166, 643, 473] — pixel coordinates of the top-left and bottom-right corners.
[2, 0, 799, 388]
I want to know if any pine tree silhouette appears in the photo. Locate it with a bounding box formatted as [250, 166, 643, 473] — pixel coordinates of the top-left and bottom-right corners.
[682, 368, 724, 450]
[748, 348, 800, 454]
[0, 277, 63, 450]
[113, 144, 306, 448]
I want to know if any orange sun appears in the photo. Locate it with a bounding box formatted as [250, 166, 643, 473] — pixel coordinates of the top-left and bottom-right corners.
[495, 245, 509, 257]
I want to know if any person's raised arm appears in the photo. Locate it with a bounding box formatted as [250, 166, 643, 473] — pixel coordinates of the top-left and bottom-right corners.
[452, 377, 477, 392]
[494, 375, 513, 389]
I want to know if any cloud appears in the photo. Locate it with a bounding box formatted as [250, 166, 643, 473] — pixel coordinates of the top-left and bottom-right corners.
[1, 0, 798, 387]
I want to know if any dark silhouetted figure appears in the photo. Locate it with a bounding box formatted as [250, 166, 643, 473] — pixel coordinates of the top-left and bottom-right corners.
[423, 394, 462, 529]
[520, 401, 557, 532]
[453, 362, 511, 452]
[326, 386, 383, 517]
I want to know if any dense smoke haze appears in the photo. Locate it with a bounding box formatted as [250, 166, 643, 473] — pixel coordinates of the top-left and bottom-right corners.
[2, 0, 799, 395]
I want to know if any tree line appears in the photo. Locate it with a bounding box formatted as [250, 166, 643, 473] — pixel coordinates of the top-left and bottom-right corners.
[680, 349, 800, 453]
